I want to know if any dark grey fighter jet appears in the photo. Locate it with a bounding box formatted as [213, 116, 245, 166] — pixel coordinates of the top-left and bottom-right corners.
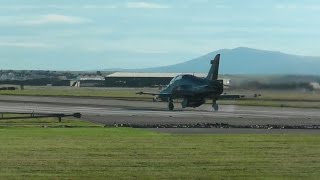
[137, 54, 246, 111]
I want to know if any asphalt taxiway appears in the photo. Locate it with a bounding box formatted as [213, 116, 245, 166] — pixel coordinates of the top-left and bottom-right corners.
[0, 95, 319, 133]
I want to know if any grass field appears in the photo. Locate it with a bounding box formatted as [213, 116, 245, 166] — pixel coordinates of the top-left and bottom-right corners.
[219, 99, 320, 109]
[0, 86, 151, 99]
[0, 118, 319, 179]
[1, 86, 320, 100]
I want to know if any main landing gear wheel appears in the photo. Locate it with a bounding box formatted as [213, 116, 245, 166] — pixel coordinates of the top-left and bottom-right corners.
[212, 103, 219, 111]
[168, 102, 174, 111]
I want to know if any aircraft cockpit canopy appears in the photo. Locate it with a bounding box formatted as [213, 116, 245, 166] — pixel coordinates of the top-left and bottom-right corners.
[169, 75, 183, 85]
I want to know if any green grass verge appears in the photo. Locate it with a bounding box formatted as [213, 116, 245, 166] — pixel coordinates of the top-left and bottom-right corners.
[0, 117, 103, 128]
[219, 100, 320, 109]
[0, 87, 150, 99]
[0, 119, 319, 179]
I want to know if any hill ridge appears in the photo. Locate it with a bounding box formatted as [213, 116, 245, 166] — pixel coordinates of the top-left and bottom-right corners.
[109, 47, 320, 75]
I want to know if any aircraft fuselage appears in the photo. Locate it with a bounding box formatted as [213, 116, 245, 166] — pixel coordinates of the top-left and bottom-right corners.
[157, 74, 223, 108]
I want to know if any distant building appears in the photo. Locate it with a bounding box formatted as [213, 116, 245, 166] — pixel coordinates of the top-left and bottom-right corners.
[70, 75, 105, 87]
[105, 72, 230, 87]
[310, 82, 320, 90]
[76, 75, 105, 81]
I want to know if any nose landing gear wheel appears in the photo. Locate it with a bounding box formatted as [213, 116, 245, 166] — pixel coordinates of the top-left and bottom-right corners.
[168, 98, 174, 111]
[212, 103, 219, 111]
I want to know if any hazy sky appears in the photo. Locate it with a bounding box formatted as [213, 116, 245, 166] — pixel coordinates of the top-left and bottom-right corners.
[1, 0, 320, 70]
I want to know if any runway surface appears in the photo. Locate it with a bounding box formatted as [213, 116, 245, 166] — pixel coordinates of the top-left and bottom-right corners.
[0, 95, 320, 133]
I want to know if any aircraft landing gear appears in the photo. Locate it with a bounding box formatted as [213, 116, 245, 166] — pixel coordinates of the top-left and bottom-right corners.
[212, 103, 219, 111]
[212, 99, 219, 111]
[168, 98, 174, 111]
[181, 98, 188, 108]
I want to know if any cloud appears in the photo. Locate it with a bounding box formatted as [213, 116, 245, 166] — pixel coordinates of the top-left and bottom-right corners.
[0, 5, 71, 10]
[301, 5, 320, 11]
[0, 14, 91, 26]
[215, 5, 231, 9]
[78, 38, 206, 55]
[82, 5, 117, 9]
[275, 4, 320, 11]
[275, 4, 298, 10]
[125, 2, 171, 9]
[0, 42, 51, 48]
[24, 14, 90, 25]
[0, 3, 171, 10]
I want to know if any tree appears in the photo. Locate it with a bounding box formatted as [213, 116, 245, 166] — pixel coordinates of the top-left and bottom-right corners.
[96, 71, 102, 76]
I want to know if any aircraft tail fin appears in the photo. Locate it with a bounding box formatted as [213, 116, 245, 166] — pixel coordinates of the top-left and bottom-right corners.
[206, 54, 220, 80]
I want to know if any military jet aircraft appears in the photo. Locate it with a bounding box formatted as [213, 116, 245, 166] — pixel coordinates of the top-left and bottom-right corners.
[137, 54, 251, 111]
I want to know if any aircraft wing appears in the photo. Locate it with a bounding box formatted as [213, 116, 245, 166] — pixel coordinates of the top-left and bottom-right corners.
[219, 95, 244, 99]
[219, 94, 261, 100]
[136, 85, 210, 97]
[136, 91, 171, 97]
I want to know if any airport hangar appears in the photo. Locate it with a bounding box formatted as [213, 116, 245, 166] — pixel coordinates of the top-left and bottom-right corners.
[103, 72, 231, 87]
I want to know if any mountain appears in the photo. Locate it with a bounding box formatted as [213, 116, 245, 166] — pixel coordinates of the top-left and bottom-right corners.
[133, 47, 320, 75]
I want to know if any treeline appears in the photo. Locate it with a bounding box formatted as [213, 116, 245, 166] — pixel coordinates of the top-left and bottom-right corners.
[0, 70, 78, 80]
[0, 79, 70, 86]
